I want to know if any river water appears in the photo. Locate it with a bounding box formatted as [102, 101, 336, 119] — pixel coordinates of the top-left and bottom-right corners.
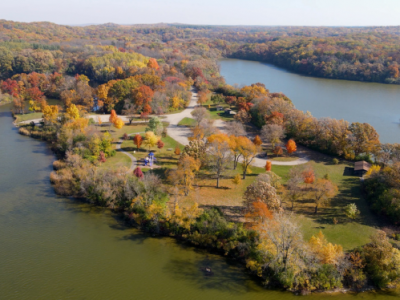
[1, 106, 400, 299]
[219, 58, 400, 144]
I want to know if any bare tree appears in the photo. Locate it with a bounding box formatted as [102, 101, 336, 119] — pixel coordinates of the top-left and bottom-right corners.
[261, 124, 286, 149]
[206, 139, 233, 188]
[191, 106, 210, 125]
[225, 121, 246, 136]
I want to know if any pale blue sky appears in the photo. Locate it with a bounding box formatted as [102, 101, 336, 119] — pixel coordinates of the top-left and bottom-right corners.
[1, 0, 399, 26]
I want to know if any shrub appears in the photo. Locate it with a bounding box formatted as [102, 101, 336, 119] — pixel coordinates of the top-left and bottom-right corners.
[332, 158, 339, 165]
[18, 127, 31, 136]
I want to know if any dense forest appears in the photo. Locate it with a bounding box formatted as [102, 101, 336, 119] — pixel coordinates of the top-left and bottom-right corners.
[2, 20, 400, 83]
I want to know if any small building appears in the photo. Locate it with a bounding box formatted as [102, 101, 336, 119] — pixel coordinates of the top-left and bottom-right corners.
[216, 105, 224, 111]
[354, 161, 371, 176]
[224, 108, 237, 116]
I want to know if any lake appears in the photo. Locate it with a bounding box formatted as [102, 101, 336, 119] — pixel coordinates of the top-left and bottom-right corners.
[1, 106, 399, 299]
[219, 58, 400, 144]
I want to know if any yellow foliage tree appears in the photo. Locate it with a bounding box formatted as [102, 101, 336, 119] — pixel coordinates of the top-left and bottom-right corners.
[366, 164, 381, 177]
[113, 117, 124, 129]
[143, 131, 159, 150]
[309, 231, 344, 265]
[66, 104, 80, 119]
[42, 105, 59, 124]
[232, 174, 242, 186]
[64, 118, 89, 133]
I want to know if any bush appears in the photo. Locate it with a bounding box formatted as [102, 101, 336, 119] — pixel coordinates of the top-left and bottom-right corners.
[18, 127, 31, 136]
[332, 158, 339, 165]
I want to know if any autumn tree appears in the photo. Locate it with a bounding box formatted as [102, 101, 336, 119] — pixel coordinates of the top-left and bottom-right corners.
[363, 231, 400, 288]
[66, 104, 80, 119]
[174, 145, 181, 156]
[309, 231, 344, 265]
[302, 166, 315, 186]
[42, 105, 59, 125]
[253, 135, 262, 146]
[147, 58, 159, 70]
[232, 174, 242, 186]
[349, 122, 380, 156]
[234, 109, 251, 124]
[265, 161, 272, 172]
[109, 110, 117, 124]
[133, 167, 144, 179]
[311, 179, 338, 214]
[261, 124, 286, 149]
[207, 133, 233, 188]
[243, 174, 281, 210]
[146, 117, 164, 136]
[286, 167, 304, 210]
[143, 131, 159, 150]
[168, 156, 200, 196]
[133, 134, 143, 151]
[157, 139, 164, 149]
[237, 136, 259, 179]
[245, 201, 273, 227]
[286, 139, 297, 154]
[113, 117, 124, 130]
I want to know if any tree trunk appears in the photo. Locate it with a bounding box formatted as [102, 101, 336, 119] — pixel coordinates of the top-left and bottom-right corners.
[314, 205, 318, 214]
[243, 168, 246, 180]
[291, 202, 294, 211]
[217, 176, 219, 188]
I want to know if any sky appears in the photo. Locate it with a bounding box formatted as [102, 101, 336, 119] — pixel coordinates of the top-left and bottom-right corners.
[1, 0, 400, 26]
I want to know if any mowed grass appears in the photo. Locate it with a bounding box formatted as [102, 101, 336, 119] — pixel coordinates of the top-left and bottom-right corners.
[120, 134, 184, 173]
[102, 126, 379, 250]
[15, 112, 43, 123]
[291, 160, 379, 250]
[98, 124, 148, 170]
[178, 117, 196, 127]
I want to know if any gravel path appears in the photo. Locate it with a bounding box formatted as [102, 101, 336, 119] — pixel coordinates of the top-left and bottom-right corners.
[116, 133, 138, 172]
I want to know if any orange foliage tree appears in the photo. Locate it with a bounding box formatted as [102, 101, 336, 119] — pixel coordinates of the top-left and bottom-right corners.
[109, 110, 117, 124]
[147, 58, 159, 70]
[253, 135, 262, 146]
[286, 139, 297, 154]
[302, 167, 315, 185]
[133, 134, 143, 150]
[265, 161, 272, 172]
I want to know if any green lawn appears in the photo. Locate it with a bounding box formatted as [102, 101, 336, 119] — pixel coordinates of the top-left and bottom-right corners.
[98, 151, 132, 170]
[120, 135, 185, 176]
[178, 117, 196, 127]
[15, 112, 43, 123]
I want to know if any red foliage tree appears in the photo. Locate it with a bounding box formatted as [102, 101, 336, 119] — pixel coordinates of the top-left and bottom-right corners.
[265, 161, 272, 171]
[133, 167, 144, 179]
[1, 79, 19, 97]
[266, 111, 284, 125]
[157, 139, 165, 149]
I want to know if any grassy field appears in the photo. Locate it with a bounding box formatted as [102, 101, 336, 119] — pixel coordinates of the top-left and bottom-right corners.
[120, 134, 184, 174]
[98, 124, 148, 170]
[177, 117, 196, 127]
[15, 112, 43, 123]
[100, 126, 380, 250]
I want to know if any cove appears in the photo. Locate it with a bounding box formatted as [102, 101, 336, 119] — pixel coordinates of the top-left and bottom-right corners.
[0, 105, 400, 299]
[219, 58, 400, 144]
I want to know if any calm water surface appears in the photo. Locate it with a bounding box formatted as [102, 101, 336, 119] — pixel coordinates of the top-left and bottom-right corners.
[219, 58, 400, 143]
[1, 104, 399, 299]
